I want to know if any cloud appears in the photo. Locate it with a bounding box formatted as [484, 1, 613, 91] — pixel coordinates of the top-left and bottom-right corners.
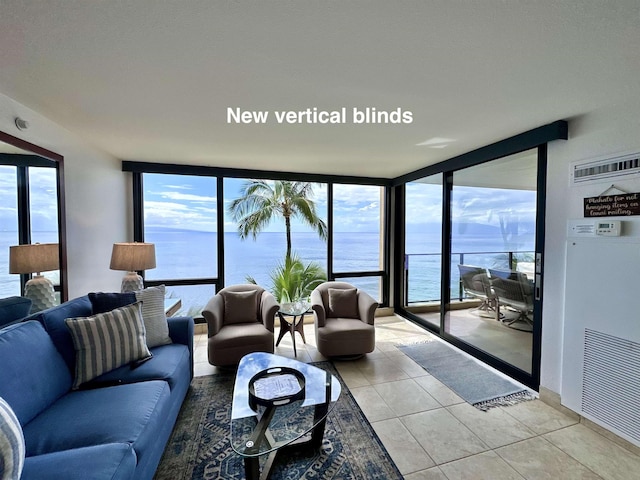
[159, 191, 216, 202]
[331, 185, 382, 232]
[144, 201, 217, 231]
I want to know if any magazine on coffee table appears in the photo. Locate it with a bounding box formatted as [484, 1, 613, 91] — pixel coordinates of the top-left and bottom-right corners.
[253, 374, 302, 400]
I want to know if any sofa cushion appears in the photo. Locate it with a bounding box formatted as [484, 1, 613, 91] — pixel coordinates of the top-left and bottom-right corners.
[89, 291, 136, 315]
[26, 296, 93, 374]
[21, 443, 136, 480]
[0, 296, 32, 328]
[87, 343, 191, 392]
[0, 321, 72, 425]
[135, 285, 172, 348]
[0, 396, 25, 480]
[221, 289, 259, 324]
[65, 302, 152, 389]
[23, 381, 171, 461]
[327, 287, 359, 318]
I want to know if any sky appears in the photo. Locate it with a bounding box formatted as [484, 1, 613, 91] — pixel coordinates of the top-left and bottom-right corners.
[142, 174, 386, 234]
[125, 173, 537, 236]
[0, 165, 58, 232]
[0, 166, 536, 236]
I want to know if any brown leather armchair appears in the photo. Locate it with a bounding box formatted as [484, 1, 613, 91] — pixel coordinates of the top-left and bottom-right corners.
[311, 281, 378, 358]
[202, 284, 279, 366]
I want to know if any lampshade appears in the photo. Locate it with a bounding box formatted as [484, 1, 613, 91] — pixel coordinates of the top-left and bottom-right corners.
[9, 243, 59, 274]
[109, 243, 156, 272]
[110, 242, 156, 293]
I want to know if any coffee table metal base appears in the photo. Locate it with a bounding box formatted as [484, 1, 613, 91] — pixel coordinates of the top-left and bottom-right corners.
[242, 371, 331, 480]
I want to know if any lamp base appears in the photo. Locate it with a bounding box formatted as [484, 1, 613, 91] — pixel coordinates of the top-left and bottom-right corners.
[24, 275, 57, 313]
[121, 272, 144, 293]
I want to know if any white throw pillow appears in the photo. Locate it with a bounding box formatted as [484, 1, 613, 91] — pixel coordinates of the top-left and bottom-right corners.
[135, 285, 172, 348]
[65, 302, 152, 389]
[0, 396, 25, 480]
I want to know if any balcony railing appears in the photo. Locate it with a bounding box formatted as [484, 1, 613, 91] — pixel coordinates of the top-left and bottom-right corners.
[404, 250, 535, 304]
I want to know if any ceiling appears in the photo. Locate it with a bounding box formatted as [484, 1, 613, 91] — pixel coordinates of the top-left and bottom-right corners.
[1, 1, 639, 179]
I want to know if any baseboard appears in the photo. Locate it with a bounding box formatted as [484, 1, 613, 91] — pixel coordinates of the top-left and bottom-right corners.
[538, 387, 580, 420]
[539, 386, 640, 456]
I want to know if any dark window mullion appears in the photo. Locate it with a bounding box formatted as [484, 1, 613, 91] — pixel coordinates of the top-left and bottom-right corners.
[440, 172, 453, 332]
[16, 166, 31, 293]
[327, 183, 334, 280]
[217, 177, 224, 291]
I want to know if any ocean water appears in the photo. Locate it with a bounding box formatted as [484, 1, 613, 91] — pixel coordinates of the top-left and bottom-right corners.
[0, 230, 534, 315]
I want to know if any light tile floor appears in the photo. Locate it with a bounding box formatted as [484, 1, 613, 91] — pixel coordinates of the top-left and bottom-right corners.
[193, 315, 640, 480]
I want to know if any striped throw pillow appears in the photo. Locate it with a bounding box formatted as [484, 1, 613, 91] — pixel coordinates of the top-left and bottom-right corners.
[134, 285, 172, 348]
[65, 302, 152, 389]
[0, 396, 25, 480]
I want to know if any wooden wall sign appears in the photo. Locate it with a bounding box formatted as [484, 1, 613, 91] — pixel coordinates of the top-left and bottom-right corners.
[584, 192, 640, 217]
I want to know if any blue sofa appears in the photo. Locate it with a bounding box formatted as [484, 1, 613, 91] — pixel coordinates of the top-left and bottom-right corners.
[0, 296, 194, 480]
[0, 296, 32, 328]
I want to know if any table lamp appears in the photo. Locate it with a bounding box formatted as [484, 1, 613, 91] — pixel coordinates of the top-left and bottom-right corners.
[9, 243, 59, 313]
[109, 242, 156, 292]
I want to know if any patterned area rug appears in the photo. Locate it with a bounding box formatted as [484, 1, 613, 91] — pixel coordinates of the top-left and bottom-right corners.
[399, 340, 535, 411]
[154, 362, 402, 479]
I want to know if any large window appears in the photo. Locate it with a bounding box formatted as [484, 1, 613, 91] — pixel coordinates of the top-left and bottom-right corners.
[142, 173, 218, 318]
[0, 165, 19, 297]
[223, 178, 328, 291]
[130, 164, 388, 318]
[332, 184, 385, 302]
[29, 167, 60, 288]
[0, 146, 63, 302]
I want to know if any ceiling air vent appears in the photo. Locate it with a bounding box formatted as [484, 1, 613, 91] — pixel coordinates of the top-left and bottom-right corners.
[571, 152, 640, 185]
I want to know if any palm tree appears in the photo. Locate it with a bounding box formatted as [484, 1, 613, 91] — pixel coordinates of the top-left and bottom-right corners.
[228, 180, 327, 259]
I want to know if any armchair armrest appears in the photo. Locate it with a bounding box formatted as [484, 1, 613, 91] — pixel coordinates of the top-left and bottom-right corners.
[310, 290, 326, 327]
[357, 291, 378, 325]
[260, 291, 279, 332]
[202, 294, 224, 336]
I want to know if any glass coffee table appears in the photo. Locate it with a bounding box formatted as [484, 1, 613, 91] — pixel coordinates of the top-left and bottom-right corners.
[230, 352, 341, 480]
[276, 300, 311, 357]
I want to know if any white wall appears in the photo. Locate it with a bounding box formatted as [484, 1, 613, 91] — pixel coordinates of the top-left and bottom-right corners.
[0, 92, 130, 298]
[542, 99, 640, 395]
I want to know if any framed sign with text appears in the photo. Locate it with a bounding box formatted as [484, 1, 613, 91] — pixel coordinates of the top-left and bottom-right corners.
[584, 192, 640, 217]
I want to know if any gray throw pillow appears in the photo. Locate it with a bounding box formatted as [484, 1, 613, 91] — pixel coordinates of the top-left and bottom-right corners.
[135, 285, 172, 348]
[221, 289, 260, 324]
[327, 287, 359, 318]
[65, 302, 152, 389]
[0, 396, 25, 480]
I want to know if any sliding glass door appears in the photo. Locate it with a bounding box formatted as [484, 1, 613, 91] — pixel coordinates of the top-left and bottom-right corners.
[445, 149, 539, 374]
[403, 173, 442, 329]
[399, 145, 546, 388]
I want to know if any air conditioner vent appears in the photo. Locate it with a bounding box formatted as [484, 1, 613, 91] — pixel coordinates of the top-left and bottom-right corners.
[571, 152, 640, 185]
[582, 329, 640, 444]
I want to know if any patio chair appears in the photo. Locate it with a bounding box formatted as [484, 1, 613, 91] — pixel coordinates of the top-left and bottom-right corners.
[457, 264, 496, 317]
[311, 281, 378, 358]
[202, 284, 279, 366]
[488, 269, 534, 331]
